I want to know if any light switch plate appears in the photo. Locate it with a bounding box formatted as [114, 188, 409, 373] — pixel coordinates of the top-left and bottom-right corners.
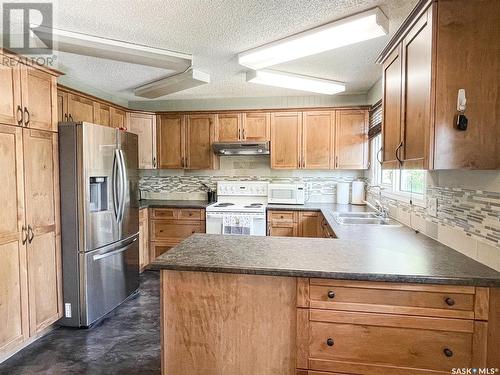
[427, 197, 438, 218]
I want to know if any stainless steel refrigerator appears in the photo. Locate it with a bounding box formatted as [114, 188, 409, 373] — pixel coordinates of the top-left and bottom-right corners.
[58, 122, 139, 327]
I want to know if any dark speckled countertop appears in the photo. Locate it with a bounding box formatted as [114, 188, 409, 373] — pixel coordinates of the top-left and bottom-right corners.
[150, 202, 500, 287]
[139, 199, 210, 209]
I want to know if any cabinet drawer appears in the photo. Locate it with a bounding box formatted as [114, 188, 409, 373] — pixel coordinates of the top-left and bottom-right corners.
[268, 211, 296, 223]
[178, 209, 203, 220]
[152, 208, 177, 220]
[309, 279, 476, 319]
[306, 309, 480, 374]
[151, 220, 205, 242]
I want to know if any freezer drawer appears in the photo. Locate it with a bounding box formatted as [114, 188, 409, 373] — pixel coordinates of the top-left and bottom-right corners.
[81, 235, 139, 326]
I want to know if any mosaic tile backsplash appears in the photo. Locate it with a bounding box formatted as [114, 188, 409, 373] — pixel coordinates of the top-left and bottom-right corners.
[367, 186, 500, 249]
[140, 174, 364, 203]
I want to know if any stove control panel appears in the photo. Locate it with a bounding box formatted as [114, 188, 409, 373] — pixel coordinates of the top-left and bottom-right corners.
[216, 181, 268, 196]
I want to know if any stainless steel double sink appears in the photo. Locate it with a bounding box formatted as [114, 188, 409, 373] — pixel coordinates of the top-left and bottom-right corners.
[332, 211, 400, 226]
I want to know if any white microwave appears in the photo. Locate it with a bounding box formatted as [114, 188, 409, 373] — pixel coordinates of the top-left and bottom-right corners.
[267, 183, 305, 205]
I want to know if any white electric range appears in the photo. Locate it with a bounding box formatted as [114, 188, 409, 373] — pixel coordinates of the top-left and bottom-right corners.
[206, 181, 268, 236]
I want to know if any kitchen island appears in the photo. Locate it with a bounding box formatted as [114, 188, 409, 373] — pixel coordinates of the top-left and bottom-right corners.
[152, 229, 500, 375]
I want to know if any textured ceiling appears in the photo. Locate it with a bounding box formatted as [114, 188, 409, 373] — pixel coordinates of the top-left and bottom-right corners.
[52, 0, 418, 102]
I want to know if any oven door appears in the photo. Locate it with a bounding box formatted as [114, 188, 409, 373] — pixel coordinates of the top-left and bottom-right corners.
[206, 212, 266, 236]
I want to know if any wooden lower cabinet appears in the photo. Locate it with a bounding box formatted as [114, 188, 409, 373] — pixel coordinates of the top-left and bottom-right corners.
[268, 210, 323, 238]
[297, 279, 500, 374]
[149, 208, 205, 261]
[0, 125, 28, 355]
[139, 208, 149, 273]
[0, 126, 61, 360]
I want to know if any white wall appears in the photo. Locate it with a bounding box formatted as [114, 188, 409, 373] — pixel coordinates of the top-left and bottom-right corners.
[128, 93, 368, 112]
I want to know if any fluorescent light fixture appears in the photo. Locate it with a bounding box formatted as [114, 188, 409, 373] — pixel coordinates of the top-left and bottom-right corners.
[239, 7, 389, 69]
[35, 26, 192, 71]
[246, 70, 345, 95]
[135, 68, 210, 98]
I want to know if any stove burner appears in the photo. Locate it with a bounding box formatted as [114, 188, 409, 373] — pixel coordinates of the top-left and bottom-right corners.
[214, 203, 234, 207]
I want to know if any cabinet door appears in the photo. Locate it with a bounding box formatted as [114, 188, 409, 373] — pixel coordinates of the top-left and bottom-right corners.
[298, 211, 320, 237]
[185, 114, 215, 170]
[242, 113, 270, 141]
[67, 94, 94, 123]
[138, 209, 149, 273]
[401, 7, 433, 169]
[302, 111, 333, 169]
[151, 242, 177, 259]
[271, 112, 301, 169]
[21, 67, 57, 132]
[128, 113, 157, 169]
[0, 55, 22, 127]
[23, 129, 62, 335]
[269, 223, 297, 237]
[0, 125, 29, 354]
[382, 45, 403, 169]
[110, 107, 127, 129]
[93, 102, 111, 127]
[57, 91, 68, 123]
[335, 110, 368, 169]
[157, 114, 185, 169]
[216, 113, 241, 142]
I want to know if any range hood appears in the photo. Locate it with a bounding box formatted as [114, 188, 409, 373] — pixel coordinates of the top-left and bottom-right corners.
[212, 141, 270, 156]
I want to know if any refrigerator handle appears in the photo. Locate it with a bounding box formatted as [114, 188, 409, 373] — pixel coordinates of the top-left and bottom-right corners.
[112, 149, 120, 221]
[117, 149, 127, 223]
[92, 237, 138, 261]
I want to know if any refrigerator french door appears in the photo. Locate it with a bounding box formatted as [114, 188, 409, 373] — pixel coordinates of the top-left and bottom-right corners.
[58, 122, 139, 327]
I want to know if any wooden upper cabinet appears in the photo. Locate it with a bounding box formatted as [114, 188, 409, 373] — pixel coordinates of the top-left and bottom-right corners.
[380, 0, 499, 169]
[271, 112, 301, 169]
[22, 129, 61, 335]
[56, 90, 68, 123]
[185, 114, 215, 170]
[110, 107, 127, 129]
[433, 0, 500, 169]
[93, 102, 111, 127]
[382, 46, 403, 169]
[0, 124, 29, 353]
[67, 94, 94, 123]
[0, 56, 22, 127]
[128, 112, 157, 169]
[216, 113, 241, 142]
[335, 110, 368, 169]
[21, 67, 57, 132]
[242, 113, 270, 141]
[302, 111, 333, 169]
[157, 114, 185, 169]
[401, 7, 432, 169]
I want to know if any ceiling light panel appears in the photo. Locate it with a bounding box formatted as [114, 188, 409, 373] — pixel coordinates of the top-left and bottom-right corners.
[238, 8, 389, 69]
[246, 70, 345, 95]
[135, 69, 210, 98]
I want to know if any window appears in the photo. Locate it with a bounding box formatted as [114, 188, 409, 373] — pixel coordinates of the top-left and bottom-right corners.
[369, 134, 426, 206]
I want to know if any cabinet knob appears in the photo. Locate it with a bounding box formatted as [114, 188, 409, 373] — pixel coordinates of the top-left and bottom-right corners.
[192, 230, 196, 234]
[443, 348, 453, 357]
[326, 338, 334, 347]
[280, 215, 284, 219]
[327, 290, 335, 299]
[444, 297, 455, 306]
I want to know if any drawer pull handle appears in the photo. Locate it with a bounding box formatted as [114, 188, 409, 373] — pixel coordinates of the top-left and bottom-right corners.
[444, 297, 455, 306]
[327, 290, 335, 299]
[443, 348, 453, 357]
[326, 338, 334, 347]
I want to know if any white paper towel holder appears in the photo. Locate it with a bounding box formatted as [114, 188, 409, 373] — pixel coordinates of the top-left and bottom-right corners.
[351, 180, 366, 205]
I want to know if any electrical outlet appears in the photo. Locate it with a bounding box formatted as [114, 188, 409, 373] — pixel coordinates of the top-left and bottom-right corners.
[427, 197, 438, 218]
[64, 303, 72, 318]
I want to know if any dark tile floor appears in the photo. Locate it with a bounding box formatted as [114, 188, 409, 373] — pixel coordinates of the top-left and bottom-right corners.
[0, 271, 161, 375]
